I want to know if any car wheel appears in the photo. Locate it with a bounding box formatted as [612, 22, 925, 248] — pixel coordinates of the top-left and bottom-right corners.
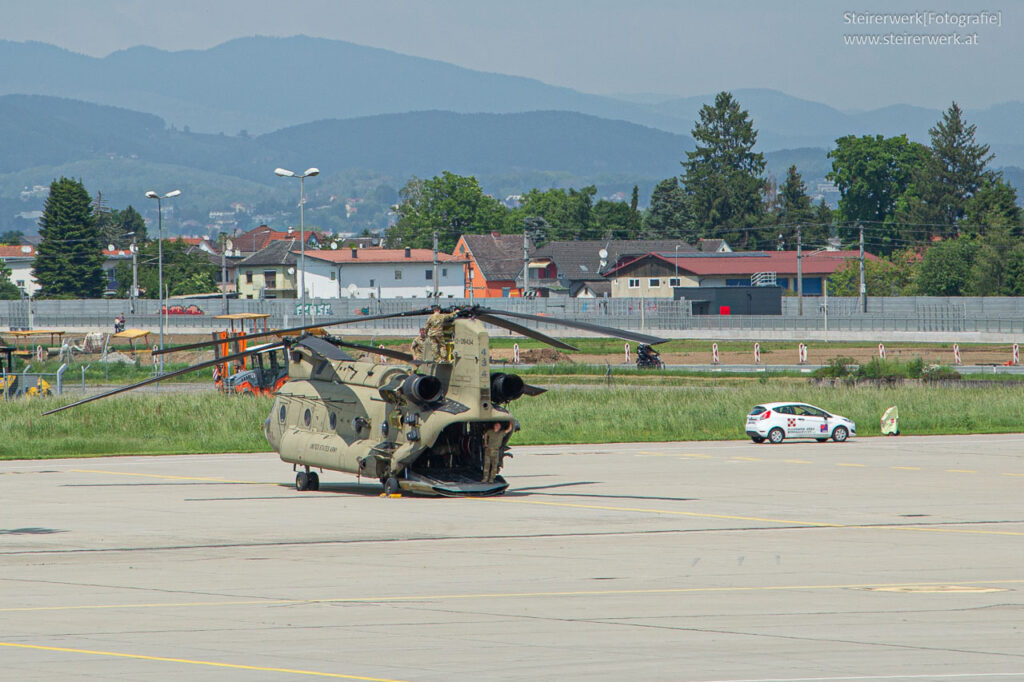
[768, 427, 784, 444]
[751, 435, 765, 443]
[832, 426, 849, 443]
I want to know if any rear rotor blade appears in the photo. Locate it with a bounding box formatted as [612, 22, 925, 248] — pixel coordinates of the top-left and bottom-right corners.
[473, 307, 668, 345]
[475, 313, 578, 351]
[43, 342, 285, 415]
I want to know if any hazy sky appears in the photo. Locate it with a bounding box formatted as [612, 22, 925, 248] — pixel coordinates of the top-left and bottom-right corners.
[2, 0, 1019, 110]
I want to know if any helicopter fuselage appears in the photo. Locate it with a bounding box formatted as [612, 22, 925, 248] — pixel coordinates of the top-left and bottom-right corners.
[264, 318, 515, 496]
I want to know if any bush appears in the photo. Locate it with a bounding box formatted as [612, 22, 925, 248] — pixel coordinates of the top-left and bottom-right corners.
[814, 356, 855, 379]
[921, 364, 962, 382]
[856, 358, 905, 380]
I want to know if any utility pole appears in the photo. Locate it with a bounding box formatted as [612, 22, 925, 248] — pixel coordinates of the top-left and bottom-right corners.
[432, 231, 439, 303]
[130, 236, 138, 315]
[858, 222, 866, 313]
[522, 230, 530, 297]
[796, 224, 803, 316]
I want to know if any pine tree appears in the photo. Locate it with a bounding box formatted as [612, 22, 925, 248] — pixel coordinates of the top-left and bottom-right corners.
[682, 92, 765, 246]
[929, 102, 993, 228]
[33, 177, 106, 298]
[643, 177, 691, 239]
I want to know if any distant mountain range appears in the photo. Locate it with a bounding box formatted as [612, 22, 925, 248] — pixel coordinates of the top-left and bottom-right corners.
[1, 35, 1022, 233]
[3, 36, 1024, 161]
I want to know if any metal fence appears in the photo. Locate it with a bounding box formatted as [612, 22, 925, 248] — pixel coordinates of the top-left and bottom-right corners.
[4, 295, 1024, 336]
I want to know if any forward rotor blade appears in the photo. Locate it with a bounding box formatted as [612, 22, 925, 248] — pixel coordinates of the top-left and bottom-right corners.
[43, 343, 285, 416]
[334, 339, 415, 363]
[154, 307, 435, 356]
[473, 307, 668, 345]
[521, 383, 547, 397]
[475, 313, 578, 351]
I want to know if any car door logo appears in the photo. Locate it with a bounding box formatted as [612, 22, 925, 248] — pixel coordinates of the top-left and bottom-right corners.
[787, 418, 796, 427]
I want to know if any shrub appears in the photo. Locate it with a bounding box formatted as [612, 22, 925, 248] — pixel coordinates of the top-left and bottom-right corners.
[814, 356, 855, 379]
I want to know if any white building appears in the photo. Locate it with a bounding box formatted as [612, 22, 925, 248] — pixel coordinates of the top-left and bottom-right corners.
[0, 244, 38, 296]
[303, 247, 464, 299]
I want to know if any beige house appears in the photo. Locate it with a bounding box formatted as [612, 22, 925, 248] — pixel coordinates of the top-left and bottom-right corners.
[605, 250, 874, 298]
[235, 239, 299, 299]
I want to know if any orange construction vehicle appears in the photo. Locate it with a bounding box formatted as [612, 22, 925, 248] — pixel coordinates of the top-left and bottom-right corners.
[212, 314, 289, 396]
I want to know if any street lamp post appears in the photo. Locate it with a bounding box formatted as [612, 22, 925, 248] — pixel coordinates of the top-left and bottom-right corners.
[145, 189, 181, 374]
[674, 244, 680, 280]
[274, 167, 319, 326]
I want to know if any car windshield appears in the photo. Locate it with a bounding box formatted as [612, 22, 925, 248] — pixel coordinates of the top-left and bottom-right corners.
[748, 406, 767, 416]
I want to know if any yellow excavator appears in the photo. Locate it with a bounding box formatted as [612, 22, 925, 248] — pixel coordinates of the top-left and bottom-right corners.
[0, 346, 52, 399]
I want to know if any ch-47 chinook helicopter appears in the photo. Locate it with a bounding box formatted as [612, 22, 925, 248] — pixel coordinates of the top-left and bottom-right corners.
[45, 306, 666, 497]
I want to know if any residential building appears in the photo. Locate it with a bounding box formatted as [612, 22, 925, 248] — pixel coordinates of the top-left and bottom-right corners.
[530, 239, 700, 297]
[235, 239, 299, 299]
[603, 250, 875, 298]
[454, 233, 534, 298]
[0, 244, 37, 296]
[303, 247, 464, 299]
[233, 225, 321, 257]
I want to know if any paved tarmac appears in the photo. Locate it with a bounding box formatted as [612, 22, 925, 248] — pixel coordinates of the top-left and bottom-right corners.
[2, 434, 1023, 681]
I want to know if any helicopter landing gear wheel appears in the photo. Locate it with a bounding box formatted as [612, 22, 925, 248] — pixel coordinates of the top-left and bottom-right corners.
[384, 477, 400, 495]
[307, 471, 320, 491]
[295, 471, 309, 491]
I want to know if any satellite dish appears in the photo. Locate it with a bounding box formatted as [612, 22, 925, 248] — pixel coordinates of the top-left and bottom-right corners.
[129, 243, 138, 254]
[107, 244, 115, 252]
[331, 242, 338, 250]
[347, 283, 359, 297]
[598, 248, 608, 259]
[226, 239, 233, 251]
[287, 267, 295, 275]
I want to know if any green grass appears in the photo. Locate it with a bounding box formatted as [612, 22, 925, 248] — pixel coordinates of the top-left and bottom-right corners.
[1, 393, 272, 459]
[511, 383, 1024, 444]
[5, 381, 1024, 458]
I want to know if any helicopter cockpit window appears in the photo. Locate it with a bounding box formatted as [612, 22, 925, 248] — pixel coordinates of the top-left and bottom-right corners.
[303, 408, 311, 427]
[329, 412, 337, 430]
[279, 405, 286, 423]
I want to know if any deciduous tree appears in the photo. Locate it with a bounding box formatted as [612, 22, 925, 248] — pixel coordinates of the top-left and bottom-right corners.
[386, 172, 509, 251]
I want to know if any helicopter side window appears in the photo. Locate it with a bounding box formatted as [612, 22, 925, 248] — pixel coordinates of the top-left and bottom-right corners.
[329, 412, 337, 430]
[279, 405, 286, 423]
[303, 408, 311, 427]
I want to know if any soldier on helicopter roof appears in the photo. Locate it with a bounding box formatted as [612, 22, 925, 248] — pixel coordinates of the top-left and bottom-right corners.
[424, 304, 457, 362]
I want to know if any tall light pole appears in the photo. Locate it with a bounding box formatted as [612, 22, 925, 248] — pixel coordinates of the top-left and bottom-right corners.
[274, 167, 319, 326]
[145, 189, 181, 374]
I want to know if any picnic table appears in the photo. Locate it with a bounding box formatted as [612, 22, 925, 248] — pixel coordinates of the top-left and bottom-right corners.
[7, 329, 65, 350]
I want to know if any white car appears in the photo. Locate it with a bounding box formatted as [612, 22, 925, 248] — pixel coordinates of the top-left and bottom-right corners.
[746, 402, 855, 444]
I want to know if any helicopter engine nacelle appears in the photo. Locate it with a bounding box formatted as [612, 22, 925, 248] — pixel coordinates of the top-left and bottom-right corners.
[401, 374, 444, 404]
[490, 372, 525, 403]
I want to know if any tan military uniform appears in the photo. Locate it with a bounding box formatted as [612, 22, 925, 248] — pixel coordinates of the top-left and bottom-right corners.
[481, 425, 506, 483]
[424, 310, 456, 362]
[411, 335, 424, 361]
